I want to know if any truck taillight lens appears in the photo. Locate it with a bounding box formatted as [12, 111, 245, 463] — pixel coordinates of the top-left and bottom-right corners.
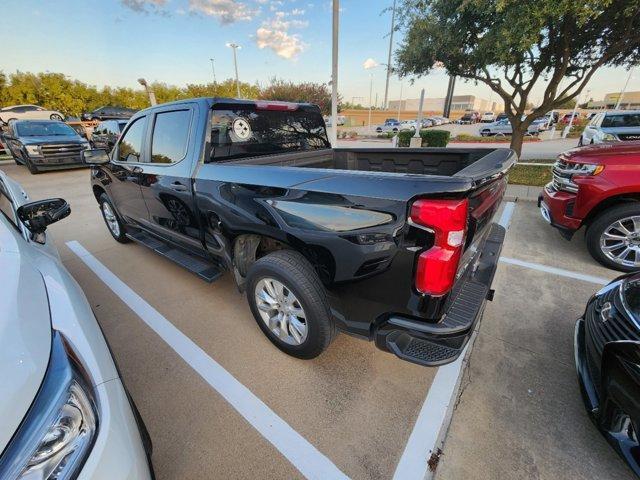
[410, 199, 468, 296]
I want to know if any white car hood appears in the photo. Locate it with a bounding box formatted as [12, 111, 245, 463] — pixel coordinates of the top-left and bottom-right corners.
[0, 247, 51, 452]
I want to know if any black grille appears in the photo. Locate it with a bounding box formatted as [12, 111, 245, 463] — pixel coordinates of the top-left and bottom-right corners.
[39, 143, 83, 163]
[584, 286, 640, 386]
[618, 134, 640, 141]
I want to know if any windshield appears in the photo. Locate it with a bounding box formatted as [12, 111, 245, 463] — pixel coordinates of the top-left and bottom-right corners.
[209, 104, 330, 162]
[16, 122, 77, 137]
[602, 114, 640, 128]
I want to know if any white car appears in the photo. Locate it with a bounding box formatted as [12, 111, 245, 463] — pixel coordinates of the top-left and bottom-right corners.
[479, 118, 540, 136]
[399, 120, 418, 131]
[0, 104, 65, 124]
[0, 171, 153, 479]
[375, 123, 400, 133]
[480, 112, 495, 123]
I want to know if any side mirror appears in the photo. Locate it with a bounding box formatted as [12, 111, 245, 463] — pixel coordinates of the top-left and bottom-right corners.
[17, 198, 71, 234]
[82, 148, 110, 165]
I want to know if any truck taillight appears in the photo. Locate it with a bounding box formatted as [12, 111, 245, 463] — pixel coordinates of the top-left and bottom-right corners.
[255, 101, 298, 111]
[410, 199, 469, 296]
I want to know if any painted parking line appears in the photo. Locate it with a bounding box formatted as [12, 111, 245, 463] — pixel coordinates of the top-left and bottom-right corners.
[499, 257, 610, 285]
[393, 201, 517, 480]
[66, 240, 349, 480]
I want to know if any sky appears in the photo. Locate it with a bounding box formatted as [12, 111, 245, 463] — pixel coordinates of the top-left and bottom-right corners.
[1, 0, 639, 107]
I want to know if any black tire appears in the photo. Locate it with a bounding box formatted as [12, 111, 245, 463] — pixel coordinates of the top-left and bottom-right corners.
[480, 130, 490, 137]
[577, 136, 584, 147]
[246, 250, 336, 359]
[98, 193, 130, 243]
[586, 203, 640, 272]
[50, 114, 64, 121]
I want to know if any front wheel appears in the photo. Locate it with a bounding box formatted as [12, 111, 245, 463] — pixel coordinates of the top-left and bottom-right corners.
[246, 250, 335, 359]
[586, 204, 640, 271]
[578, 136, 584, 147]
[50, 113, 64, 121]
[99, 193, 129, 243]
[480, 130, 490, 137]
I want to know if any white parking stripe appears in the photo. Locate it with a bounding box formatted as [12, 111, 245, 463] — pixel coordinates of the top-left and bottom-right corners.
[499, 257, 610, 285]
[66, 240, 350, 480]
[393, 201, 517, 480]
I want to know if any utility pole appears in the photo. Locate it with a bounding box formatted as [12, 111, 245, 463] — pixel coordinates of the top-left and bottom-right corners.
[565, 89, 590, 138]
[368, 73, 374, 132]
[383, 0, 396, 110]
[411, 88, 425, 147]
[330, 0, 339, 146]
[397, 82, 403, 120]
[137, 78, 157, 106]
[226, 43, 241, 98]
[615, 68, 634, 110]
[209, 58, 217, 84]
[443, 75, 456, 118]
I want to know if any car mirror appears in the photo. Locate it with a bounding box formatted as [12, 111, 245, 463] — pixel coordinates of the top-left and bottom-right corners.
[16, 198, 71, 234]
[82, 148, 110, 165]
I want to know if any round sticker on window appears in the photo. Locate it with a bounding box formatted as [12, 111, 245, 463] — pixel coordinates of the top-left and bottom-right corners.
[232, 117, 251, 140]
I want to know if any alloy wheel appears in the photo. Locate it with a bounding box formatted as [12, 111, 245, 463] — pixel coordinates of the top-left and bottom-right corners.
[102, 202, 120, 237]
[600, 216, 640, 268]
[254, 277, 308, 345]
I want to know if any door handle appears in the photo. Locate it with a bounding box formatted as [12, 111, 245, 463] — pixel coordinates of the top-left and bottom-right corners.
[170, 181, 188, 192]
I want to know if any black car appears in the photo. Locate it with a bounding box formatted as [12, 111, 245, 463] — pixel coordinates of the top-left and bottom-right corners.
[575, 272, 640, 476]
[91, 119, 128, 151]
[82, 106, 137, 121]
[4, 120, 90, 173]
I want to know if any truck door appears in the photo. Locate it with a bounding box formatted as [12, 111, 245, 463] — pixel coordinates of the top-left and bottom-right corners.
[107, 115, 150, 225]
[136, 104, 204, 253]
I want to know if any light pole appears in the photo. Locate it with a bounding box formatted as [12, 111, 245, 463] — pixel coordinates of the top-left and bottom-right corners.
[368, 73, 374, 132]
[565, 89, 590, 138]
[226, 43, 241, 98]
[330, 0, 339, 146]
[209, 58, 217, 84]
[615, 68, 635, 110]
[397, 81, 403, 120]
[137, 78, 157, 106]
[383, 0, 397, 110]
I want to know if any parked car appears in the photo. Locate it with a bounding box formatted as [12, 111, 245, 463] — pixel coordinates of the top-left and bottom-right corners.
[384, 118, 399, 125]
[421, 118, 434, 128]
[324, 115, 346, 127]
[436, 116, 450, 124]
[0, 104, 65, 124]
[531, 117, 550, 131]
[480, 112, 495, 123]
[560, 112, 581, 124]
[0, 170, 154, 479]
[3, 120, 90, 174]
[84, 97, 514, 367]
[574, 271, 640, 476]
[479, 118, 540, 136]
[91, 119, 128, 151]
[375, 123, 400, 133]
[579, 110, 640, 146]
[82, 106, 137, 121]
[495, 112, 509, 122]
[539, 141, 640, 271]
[399, 120, 418, 131]
[459, 111, 480, 124]
[429, 117, 443, 126]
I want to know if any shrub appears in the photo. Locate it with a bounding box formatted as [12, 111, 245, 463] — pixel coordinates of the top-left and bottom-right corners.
[398, 129, 451, 147]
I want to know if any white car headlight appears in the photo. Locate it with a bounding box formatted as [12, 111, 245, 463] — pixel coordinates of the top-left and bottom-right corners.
[25, 145, 41, 156]
[602, 133, 618, 141]
[0, 332, 98, 479]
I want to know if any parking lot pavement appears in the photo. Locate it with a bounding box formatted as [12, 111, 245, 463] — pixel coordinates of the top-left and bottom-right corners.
[436, 201, 634, 479]
[0, 164, 439, 480]
[2, 163, 635, 480]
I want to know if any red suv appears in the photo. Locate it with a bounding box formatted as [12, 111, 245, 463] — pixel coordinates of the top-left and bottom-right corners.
[539, 142, 640, 271]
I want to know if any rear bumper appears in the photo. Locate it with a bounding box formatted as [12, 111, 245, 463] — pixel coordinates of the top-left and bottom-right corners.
[373, 223, 505, 367]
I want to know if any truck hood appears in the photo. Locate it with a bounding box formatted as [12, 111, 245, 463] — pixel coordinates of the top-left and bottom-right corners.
[0, 248, 52, 453]
[19, 135, 84, 145]
[562, 141, 640, 163]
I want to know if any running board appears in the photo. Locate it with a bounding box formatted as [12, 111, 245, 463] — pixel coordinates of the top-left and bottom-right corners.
[126, 231, 223, 283]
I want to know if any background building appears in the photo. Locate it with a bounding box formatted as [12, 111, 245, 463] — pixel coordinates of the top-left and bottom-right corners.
[586, 91, 640, 110]
[388, 95, 498, 113]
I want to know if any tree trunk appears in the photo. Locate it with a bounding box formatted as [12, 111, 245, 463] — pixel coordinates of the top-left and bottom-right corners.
[509, 122, 528, 157]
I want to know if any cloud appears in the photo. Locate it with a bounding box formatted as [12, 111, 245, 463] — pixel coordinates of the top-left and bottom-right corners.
[120, 0, 168, 13]
[363, 58, 379, 69]
[256, 27, 307, 59]
[188, 0, 258, 24]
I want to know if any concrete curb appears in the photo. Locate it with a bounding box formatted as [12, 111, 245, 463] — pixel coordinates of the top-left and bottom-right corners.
[505, 184, 540, 202]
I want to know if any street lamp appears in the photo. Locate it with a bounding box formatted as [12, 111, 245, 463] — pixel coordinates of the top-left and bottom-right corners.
[209, 58, 217, 84]
[137, 78, 157, 106]
[615, 68, 635, 110]
[363, 58, 380, 133]
[226, 43, 241, 98]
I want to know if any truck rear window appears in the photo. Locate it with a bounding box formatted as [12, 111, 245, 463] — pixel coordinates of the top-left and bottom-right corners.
[209, 104, 330, 161]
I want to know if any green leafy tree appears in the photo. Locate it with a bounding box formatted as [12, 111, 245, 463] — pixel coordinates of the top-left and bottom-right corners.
[261, 78, 335, 114]
[395, 0, 640, 154]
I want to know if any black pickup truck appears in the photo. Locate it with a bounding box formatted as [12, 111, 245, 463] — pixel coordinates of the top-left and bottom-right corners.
[84, 98, 515, 367]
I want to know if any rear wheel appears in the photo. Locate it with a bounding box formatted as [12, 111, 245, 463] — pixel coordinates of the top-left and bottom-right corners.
[50, 113, 64, 121]
[480, 130, 490, 137]
[586, 204, 640, 271]
[99, 193, 129, 243]
[578, 135, 584, 147]
[246, 250, 335, 359]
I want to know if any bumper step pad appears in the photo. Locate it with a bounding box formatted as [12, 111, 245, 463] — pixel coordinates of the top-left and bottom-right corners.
[127, 231, 222, 283]
[386, 331, 461, 366]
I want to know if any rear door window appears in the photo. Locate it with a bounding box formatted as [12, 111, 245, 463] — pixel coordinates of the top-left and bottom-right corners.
[117, 116, 146, 163]
[150, 109, 191, 164]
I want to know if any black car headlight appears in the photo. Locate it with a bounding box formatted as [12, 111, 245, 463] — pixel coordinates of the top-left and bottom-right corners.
[0, 332, 98, 479]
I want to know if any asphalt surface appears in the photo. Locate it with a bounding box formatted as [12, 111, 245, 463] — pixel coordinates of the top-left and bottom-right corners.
[1, 162, 635, 479]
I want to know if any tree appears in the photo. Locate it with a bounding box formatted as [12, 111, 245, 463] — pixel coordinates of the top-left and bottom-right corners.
[395, 0, 640, 155]
[261, 78, 335, 114]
